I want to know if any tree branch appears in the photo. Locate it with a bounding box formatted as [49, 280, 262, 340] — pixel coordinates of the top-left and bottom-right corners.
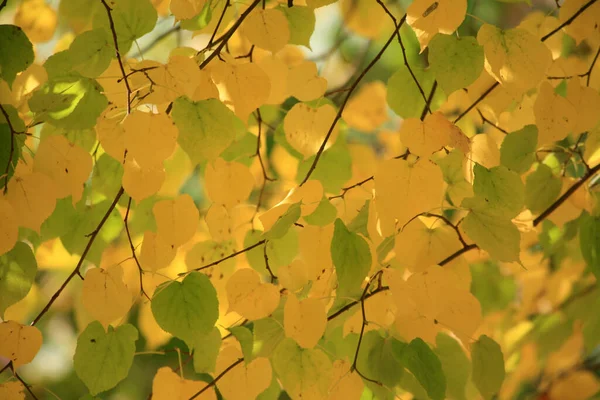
[541, 0, 598, 42]
[189, 358, 244, 400]
[299, 14, 406, 186]
[30, 187, 125, 326]
[0, 104, 21, 194]
[124, 197, 151, 301]
[199, 0, 261, 70]
[100, 0, 132, 114]
[180, 239, 266, 276]
[329, 176, 374, 200]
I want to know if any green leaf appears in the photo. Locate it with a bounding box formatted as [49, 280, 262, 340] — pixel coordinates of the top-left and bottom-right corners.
[263, 203, 301, 240]
[191, 327, 221, 374]
[396, 338, 446, 400]
[387, 64, 443, 119]
[279, 5, 315, 48]
[470, 261, 517, 315]
[0, 242, 37, 318]
[0, 25, 34, 86]
[73, 322, 138, 396]
[348, 200, 370, 239]
[29, 73, 108, 129]
[0, 105, 26, 185]
[253, 317, 285, 358]
[171, 97, 245, 165]
[245, 229, 298, 276]
[66, 28, 114, 78]
[39, 123, 97, 152]
[580, 212, 600, 278]
[500, 125, 538, 174]
[296, 139, 352, 193]
[525, 164, 562, 214]
[435, 333, 471, 400]
[91, 154, 125, 198]
[461, 196, 520, 262]
[471, 335, 505, 400]
[272, 338, 333, 399]
[472, 164, 524, 218]
[180, 1, 213, 31]
[228, 326, 254, 363]
[93, 0, 157, 53]
[60, 199, 122, 265]
[428, 35, 484, 95]
[151, 272, 219, 346]
[303, 197, 337, 226]
[331, 218, 372, 298]
[357, 332, 404, 387]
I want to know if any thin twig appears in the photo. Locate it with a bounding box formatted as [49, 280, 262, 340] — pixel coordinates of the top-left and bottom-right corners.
[263, 241, 276, 283]
[199, 0, 261, 69]
[0, 104, 20, 194]
[476, 108, 508, 134]
[208, 0, 231, 47]
[30, 187, 125, 326]
[13, 368, 38, 400]
[329, 176, 374, 200]
[351, 270, 384, 386]
[327, 286, 390, 321]
[420, 80, 438, 121]
[454, 82, 499, 124]
[100, 0, 132, 114]
[124, 197, 151, 301]
[547, 46, 600, 86]
[541, 0, 598, 42]
[189, 358, 244, 400]
[180, 239, 267, 276]
[533, 162, 600, 226]
[299, 14, 407, 186]
[252, 109, 275, 220]
[377, 0, 430, 112]
[425, 213, 469, 247]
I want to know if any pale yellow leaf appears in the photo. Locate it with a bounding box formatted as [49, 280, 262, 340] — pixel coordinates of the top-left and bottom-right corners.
[0, 321, 42, 368]
[284, 294, 326, 349]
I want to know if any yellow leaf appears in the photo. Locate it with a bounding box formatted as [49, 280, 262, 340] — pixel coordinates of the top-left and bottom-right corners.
[5, 172, 57, 233]
[477, 24, 552, 95]
[211, 59, 271, 123]
[205, 205, 234, 242]
[259, 180, 322, 232]
[342, 81, 387, 132]
[298, 224, 333, 281]
[566, 79, 600, 135]
[170, 0, 207, 20]
[226, 268, 280, 320]
[152, 366, 216, 400]
[534, 81, 577, 146]
[550, 371, 600, 400]
[340, 0, 388, 39]
[123, 111, 178, 168]
[14, 0, 57, 43]
[153, 194, 199, 247]
[374, 158, 444, 234]
[0, 381, 25, 400]
[328, 359, 364, 400]
[0, 198, 18, 256]
[243, 9, 290, 53]
[518, 11, 563, 60]
[0, 321, 42, 368]
[139, 231, 176, 272]
[284, 102, 339, 158]
[287, 61, 327, 102]
[395, 216, 462, 272]
[34, 135, 92, 204]
[257, 55, 290, 105]
[407, 0, 467, 51]
[400, 112, 469, 157]
[389, 266, 482, 345]
[122, 155, 165, 202]
[82, 266, 132, 327]
[278, 259, 310, 292]
[558, 0, 600, 45]
[469, 132, 501, 169]
[343, 291, 395, 336]
[189, 69, 220, 102]
[284, 294, 326, 349]
[216, 345, 272, 400]
[205, 158, 255, 209]
[141, 56, 207, 104]
[95, 106, 126, 161]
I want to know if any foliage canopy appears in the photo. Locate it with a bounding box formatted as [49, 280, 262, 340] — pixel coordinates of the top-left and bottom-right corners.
[1, 0, 600, 399]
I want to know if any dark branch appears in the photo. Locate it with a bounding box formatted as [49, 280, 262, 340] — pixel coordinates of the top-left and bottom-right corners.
[299, 14, 406, 185]
[31, 187, 125, 326]
[541, 0, 598, 42]
[189, 358, 244, 400]
[181, 239, 267, 275]
[124, 197, 151, 301]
